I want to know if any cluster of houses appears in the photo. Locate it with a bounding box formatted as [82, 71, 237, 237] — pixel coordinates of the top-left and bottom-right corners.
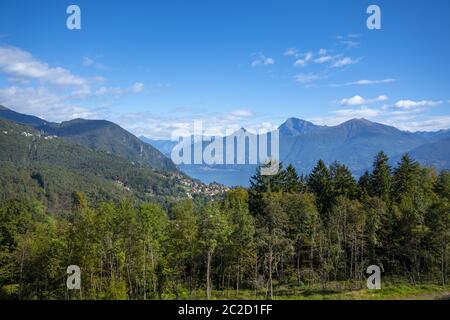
[2, 129, 58, 141]
[176, 175, 229, 198]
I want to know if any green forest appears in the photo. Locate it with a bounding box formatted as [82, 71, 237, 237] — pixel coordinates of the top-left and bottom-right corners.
[1, 152, 449, 300]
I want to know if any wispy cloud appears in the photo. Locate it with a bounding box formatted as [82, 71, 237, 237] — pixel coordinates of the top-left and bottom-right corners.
[340, 40, 360, 49]
[331, 57, 361, 68]
[284, 48, 298, 56]
[230, 109, 253, 118]
[251, 53, 274, 67]
[294, 52, 313, 67]
[314, 96, 449, 131]
[131, 82, 145, 93]
[331, 78, 396, 87]
[333, 107, 381, 118]
[394, 99, 443, 109]
[294, 73, 322, 84]
[0, 86, 98, 121]
[115, 109, 275, 140]
[383, 116, 450, 132]
[0, 45, 89, 90]
[0, 44, 149, 122]
[82, 56, 108, 70]
[95, 82, 145, 96]
[337, 34, 361, 49]
[314, 55, 333, 64]
[339, 95, 388, 106]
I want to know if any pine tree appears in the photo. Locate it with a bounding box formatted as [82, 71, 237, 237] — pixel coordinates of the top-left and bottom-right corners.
[370, 151, 392, 202]
[249, 161, 285, 193]
[284, 164, 303, 193]
[358, 171, 371, 198]
[435, 171, 450, 201]
[307, 160, 332, 215]
[426, 199, 450, 285]
[392, 154, 420, 203]
[330, 161, 357, 199]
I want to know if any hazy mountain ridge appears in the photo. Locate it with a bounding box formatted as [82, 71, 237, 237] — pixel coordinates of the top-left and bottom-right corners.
[0, 106, 176, 172]
[0, 118, 188, 211]
[143, 117, 450, 186]
[2, 105, 449, 187]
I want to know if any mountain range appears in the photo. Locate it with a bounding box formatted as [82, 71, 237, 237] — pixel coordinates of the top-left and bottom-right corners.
[2, 105, 450, 188]
[143, 117, 450, 186]
[0, 105, 176, 172]
[0, 106, 201, 211]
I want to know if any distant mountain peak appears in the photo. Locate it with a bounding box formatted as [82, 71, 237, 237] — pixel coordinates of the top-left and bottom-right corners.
[228, 127, 251, 136]
[286, 117, 310, 123]
[0, 106, 177, 172]
[339, 118, 375, 128]
[342, 118, 373, 125]
[0, 105, 49, 127]
[279, 117, 322, 136]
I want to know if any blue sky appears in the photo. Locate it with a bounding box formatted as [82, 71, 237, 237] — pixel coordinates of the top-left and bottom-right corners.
[0, 0, 449, 138]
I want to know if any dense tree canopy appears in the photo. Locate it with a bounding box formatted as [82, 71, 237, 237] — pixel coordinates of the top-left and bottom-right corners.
[0, 152, 449, 299]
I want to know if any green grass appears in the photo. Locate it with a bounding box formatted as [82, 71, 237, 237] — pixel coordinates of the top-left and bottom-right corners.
[181, 282, 450, 300]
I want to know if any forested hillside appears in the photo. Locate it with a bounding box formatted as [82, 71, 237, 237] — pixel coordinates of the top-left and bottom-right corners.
[1, 149, 448, 299]
[0, 106, 176, 172]
[0, 119, 189, 211]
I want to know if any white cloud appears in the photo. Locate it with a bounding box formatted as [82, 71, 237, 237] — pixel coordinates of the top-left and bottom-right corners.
[355, 79, 395, 85]
[339, 95, 388, 106]
[284, 48, 298, 56]
[114, 109, 275, 140]
[94, 83, 145, 96]
[384, 116, 450, 132]
[294, 73, 321, 84]
[340, 95, 366, 106]
[294, 59, 307, 67]
[132, 82, 145, 93]
[82, 57, 94, 67]
[0, 45, 150, 122]
[314, 94, 448, 131]
[304, 52, 313, 61]
[0, 86, 97, 121]
[331, 57, 361, 68]
[314, 55, 333, 64]
[297, 53, 360, 69]
[230, 109, 253, 117]
[394, 100, 443, 109]
[340, 40, 360, 49]
[95, 86, 109, 96]
[251, 54, 274, 67]
[337, 34, 361, 49]
[0, 45, 89, 90]
[333, 107, 381, 118]
[294, 52, 313, 67]
[82, 56, 108, 70]
[331, 78, 396, 87]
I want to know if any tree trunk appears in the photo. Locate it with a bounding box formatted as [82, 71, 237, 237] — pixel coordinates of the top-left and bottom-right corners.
[296, 241, 301, 285]
[268, 244, 273, 300]
[236, 256, 240, 296]
[206, 249, 212, 299]
[442, 243, 446, 286]
[143, 241, 146, 300]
